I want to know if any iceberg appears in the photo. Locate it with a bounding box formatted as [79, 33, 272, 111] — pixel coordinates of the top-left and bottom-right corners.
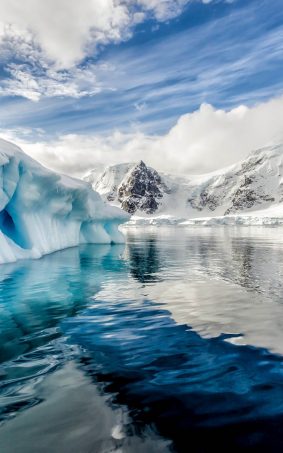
[0, 138, 129, 264]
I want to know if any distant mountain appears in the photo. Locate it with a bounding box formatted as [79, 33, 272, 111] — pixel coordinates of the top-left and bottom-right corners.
[84, 145, 283, 222]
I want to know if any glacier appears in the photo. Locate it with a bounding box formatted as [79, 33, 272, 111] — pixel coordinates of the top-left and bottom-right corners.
[0, 138, 129, 264]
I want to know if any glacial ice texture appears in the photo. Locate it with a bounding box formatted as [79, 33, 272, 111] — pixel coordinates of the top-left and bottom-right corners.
[0, 139, 128, 264]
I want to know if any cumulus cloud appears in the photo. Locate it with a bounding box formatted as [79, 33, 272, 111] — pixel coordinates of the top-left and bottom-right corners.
[3, 95, 283, 177]
[0, 0, 219, 100]
[0, 0, 131, 68]
[0, 0, 214, 69]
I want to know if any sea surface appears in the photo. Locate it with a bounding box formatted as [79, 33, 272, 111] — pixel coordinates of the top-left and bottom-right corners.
[0, 226, 283, 452]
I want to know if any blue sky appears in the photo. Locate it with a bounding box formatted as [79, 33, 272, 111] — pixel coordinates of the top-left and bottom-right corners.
[1, 0, 283, 176]
[0, 0, 283, 139]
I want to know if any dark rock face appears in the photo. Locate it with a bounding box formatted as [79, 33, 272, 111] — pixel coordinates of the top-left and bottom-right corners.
[225, 175, 275, 215]
[187, 173, 233, 213]
[188, 190, 220, 212]
[187, 152, 278, 215]
[89, 145, 283, 219]
[117, 161, 170, 214]
[107, 192, 117, 202]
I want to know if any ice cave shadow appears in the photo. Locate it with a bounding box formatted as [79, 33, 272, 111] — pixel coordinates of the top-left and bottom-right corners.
[0, 208, 30, 249]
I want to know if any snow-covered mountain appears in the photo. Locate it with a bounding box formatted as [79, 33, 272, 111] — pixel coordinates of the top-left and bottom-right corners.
[92, 160, 172, 214]
[85, 145, 283, 223]
[0, 139, 128, 264]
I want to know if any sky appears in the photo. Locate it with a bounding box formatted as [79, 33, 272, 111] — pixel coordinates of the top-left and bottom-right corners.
[1, 0, 283, 176]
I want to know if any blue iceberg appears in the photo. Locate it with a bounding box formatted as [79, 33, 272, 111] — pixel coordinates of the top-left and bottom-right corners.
[0, 138, 129, 264]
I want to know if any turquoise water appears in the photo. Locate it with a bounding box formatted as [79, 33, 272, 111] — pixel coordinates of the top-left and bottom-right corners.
[0, 227, 283, 452]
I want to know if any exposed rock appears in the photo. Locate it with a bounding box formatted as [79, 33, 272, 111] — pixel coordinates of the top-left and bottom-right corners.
[84, 145, 283, 218]
[117, 161, 171, 214]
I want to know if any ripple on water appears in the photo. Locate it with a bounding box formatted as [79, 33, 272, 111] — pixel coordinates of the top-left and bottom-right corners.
[0, 228, 283, 451]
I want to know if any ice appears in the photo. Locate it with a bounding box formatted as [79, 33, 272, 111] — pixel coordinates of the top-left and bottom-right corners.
[0, 138, 129, 264]
[124, 206, 283, 227]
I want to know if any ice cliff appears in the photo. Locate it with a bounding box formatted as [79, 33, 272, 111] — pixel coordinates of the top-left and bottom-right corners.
[0, 138, 129, 264]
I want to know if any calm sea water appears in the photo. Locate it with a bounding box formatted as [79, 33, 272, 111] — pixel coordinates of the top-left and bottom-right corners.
[0, 227, 283, 452]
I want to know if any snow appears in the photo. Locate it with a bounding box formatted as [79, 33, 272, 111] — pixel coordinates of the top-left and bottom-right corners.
[91, 162, 135, 201]
[123, 202, 283, 227]
[87, 144, 283, 226]
[124, 212, 283, 227]
[0, 138, 129, 264]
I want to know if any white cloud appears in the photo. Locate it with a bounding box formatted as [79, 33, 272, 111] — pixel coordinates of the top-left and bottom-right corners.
[0, 1, 130, 69]
[3, 95, 283, 177]
[0, 0, 213, 69]
[0, 0, 216, 101]
[0, 62, 109, 101]
[137, 0, 190, 20]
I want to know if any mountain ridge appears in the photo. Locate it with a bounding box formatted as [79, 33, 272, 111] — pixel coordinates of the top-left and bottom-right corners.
[84, 144, 283, 221]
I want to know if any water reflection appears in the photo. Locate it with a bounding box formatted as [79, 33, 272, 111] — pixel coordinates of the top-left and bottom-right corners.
[124, 226, 283, 301]
[123, 227, 283, 353]
[64, 296, 283, 452]
[0, 244, 126, 423]
[0, 227, 283, 451]
[0, 244, 125, 364]
[127, 236, 161, 283]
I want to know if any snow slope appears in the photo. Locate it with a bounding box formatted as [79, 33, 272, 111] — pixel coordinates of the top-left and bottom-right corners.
[86, 145, 283, 225]
[0, 139, 128, 264]
[86, 162, 135, 202]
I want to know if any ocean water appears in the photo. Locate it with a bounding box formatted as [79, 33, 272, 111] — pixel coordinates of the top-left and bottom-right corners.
[0, 226, 283, 452]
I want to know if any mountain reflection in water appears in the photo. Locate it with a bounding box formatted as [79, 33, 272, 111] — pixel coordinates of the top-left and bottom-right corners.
[0, 227, 283, 452]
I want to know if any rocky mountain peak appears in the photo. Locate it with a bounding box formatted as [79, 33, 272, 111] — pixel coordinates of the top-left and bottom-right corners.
[84, 144, 283, 220]
[138, 160, 146, 168]
[117, 161, 170, 214]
